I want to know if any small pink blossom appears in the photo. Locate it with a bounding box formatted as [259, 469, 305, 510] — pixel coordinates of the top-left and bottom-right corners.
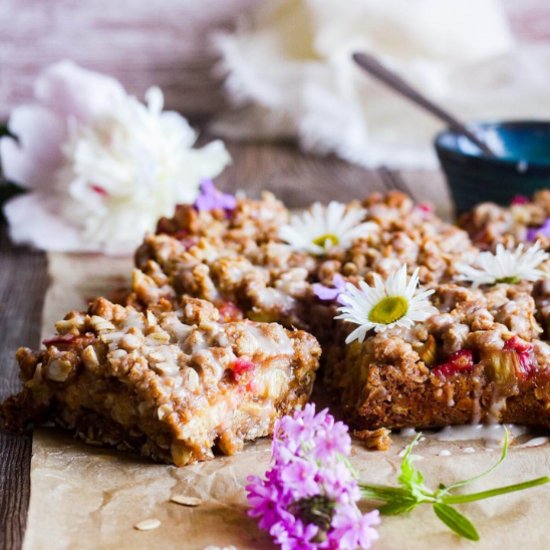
[194, 180, 237, 213]
[527, 218, 550, 242]
[246, 404, 380, 549]
[312, 274, 347, 303]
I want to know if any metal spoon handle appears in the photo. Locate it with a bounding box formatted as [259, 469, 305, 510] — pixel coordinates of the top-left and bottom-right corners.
[352, 52, 495, 157]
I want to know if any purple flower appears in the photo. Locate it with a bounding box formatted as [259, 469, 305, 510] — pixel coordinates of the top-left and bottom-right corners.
[246, 404, 380, 550]
[312, 274, 347, 303]
[527, 218, 550, 242]
[331, 506, 381, 550]
[194, 179, 237, 213]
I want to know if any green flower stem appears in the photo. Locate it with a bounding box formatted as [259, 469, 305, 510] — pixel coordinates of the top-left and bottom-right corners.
[357, 430, 550, 541]
[360, 484, 413, 500]
[441, 476, 550, 505]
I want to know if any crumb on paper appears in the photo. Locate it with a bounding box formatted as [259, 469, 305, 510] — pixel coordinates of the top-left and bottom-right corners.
[352, 427, 391, 450]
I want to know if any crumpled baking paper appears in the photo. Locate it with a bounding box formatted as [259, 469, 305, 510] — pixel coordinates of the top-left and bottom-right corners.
[22, 252, 550, 550]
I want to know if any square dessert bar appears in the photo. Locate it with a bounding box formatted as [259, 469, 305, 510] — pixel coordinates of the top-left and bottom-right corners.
[2, 297, 320, 465]
[324, 282, 550, 433]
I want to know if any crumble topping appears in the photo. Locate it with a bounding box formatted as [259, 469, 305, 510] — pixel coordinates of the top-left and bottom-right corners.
[6, 189, 550, 461]
[3, 296, 320, 465]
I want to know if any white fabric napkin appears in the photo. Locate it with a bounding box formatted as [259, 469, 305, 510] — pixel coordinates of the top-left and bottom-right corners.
[213, 0, 550, 168]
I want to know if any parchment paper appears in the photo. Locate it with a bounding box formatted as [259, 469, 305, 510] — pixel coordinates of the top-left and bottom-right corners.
[23, 253, 550, 550]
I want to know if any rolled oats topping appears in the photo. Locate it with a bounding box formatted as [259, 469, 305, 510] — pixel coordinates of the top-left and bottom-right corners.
[127, 191, 550, 446]
[7, 189, 550, 460]
[460, 190, 550, 250]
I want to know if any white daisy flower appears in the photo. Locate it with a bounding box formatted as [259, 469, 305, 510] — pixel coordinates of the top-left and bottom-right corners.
[335, 265, 437, 344]
[455, 241, 549, 287]
[279, 201, 376, 255]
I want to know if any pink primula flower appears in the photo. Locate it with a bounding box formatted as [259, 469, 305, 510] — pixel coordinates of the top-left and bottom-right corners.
[246, 404, 380, 550]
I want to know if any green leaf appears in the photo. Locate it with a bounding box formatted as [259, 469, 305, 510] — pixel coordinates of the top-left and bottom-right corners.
[0, 123, 26, 215]
[379, 497, 419, 515]
[443, 476, 550, 505]
[397, 434, 424, 487]
[356, 428, 549, 543]
[433, 503, 479, 541]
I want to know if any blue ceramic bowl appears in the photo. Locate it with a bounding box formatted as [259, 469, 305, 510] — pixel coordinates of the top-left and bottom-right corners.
[434, 121, 550, 216]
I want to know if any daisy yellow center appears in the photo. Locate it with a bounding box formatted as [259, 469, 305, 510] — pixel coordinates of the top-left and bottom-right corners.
[368, 296, 409, 325]
[312, 233, 339, 249]
[495, 276, 519, 284]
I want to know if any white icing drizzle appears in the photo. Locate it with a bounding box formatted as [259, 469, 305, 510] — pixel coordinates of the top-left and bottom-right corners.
[247, 325, 293, 356]
[517, 436, 550, 448]
[436, 424, 527, 447]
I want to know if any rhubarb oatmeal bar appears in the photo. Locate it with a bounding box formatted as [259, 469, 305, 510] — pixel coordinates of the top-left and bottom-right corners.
[2, 296, 320, 465]
[323, 280, 550, 432]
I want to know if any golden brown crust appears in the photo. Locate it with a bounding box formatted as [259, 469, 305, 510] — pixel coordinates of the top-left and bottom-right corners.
[459, 190, 550, 250]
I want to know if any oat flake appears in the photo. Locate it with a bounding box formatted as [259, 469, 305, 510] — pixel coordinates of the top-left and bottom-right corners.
[170, 494, 202, 507]
[134, 518, 161, 531]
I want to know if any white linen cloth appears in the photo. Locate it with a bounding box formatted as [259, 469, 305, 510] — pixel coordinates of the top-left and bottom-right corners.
[213, 0, 550, 168]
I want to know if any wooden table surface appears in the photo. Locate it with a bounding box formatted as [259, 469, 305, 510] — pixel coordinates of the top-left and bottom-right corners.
[0, 138, 450, 549]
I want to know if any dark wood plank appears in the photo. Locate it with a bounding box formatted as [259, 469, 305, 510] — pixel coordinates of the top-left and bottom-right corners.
[213, 140, 450, 215]
[0, 224, 48, 550]
[216, 140, 390, 206]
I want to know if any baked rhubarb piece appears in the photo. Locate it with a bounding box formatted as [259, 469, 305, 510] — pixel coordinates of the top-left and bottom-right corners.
[2, 296, 320, 465]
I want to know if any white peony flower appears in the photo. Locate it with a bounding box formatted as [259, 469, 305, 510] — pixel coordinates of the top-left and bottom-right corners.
[455, 241, 549, 287]
[336, 265, 437, 344]
[1, 61, 231, 255]
[279, 201, 376, 255]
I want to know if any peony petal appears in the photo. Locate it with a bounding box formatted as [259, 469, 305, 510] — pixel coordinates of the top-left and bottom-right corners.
[1, 105, 66, 188]
[184, 139, 232, 179]
[3, 193, 98, 253]
[34, 60, 126, 123]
